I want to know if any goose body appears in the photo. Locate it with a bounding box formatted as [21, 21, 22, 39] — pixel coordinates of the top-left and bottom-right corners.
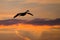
[13, 10, 33, 18]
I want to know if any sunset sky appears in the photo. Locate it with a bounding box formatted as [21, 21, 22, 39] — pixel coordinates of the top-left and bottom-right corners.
[0, 0, 60, 20]
[0, 0, 60, 40]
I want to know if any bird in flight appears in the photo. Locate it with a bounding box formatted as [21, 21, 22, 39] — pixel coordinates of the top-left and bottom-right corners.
[13, 10, 33, 18]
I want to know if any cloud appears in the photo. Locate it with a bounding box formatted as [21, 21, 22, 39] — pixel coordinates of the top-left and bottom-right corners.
[25, 0, 60, 4]
[0, 0, 26, 10]
[40, 4, 60, 19]
[0, 19, 26, 25]
[0, 18, 60, 25]
[42, 4, 60, 14]
[26, 18, 60, 25]
[0, 0, 26, 2]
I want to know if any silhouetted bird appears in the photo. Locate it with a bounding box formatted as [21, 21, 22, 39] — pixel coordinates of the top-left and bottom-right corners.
[13, 10, 33, 18]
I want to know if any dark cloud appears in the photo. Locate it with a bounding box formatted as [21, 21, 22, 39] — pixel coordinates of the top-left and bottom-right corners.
[26, 18, 60, 25]
[0, 18, 60, 25]
[0, 19, 26, 25]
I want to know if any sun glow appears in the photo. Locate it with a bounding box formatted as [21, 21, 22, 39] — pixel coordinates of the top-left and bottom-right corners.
[0, 24, 60, 30]
[0, 24, 60, 40]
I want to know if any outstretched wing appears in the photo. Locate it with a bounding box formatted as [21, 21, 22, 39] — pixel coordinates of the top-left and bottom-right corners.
[13, 14, 20, 18]
[27, 13, 33, 16]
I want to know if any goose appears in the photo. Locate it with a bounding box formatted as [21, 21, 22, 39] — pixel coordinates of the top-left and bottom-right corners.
[13, 10, 33, 18]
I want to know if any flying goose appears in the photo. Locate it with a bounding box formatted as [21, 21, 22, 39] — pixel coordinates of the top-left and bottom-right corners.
[13, 10, 33, 18]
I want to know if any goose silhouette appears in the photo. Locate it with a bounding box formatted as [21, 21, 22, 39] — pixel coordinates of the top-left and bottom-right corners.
[13, 10, 33, 18]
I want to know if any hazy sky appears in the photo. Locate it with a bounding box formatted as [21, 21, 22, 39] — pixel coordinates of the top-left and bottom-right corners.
[0, 0, 60, 20]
